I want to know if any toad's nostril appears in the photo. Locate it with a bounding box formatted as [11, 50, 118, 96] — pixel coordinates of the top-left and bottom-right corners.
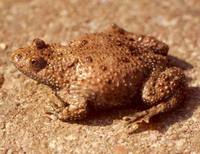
[11, 52, 22, 63]
[16, 54, 22, 61]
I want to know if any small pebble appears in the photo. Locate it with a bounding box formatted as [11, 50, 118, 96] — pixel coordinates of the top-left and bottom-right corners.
[0, 43, 7, 50]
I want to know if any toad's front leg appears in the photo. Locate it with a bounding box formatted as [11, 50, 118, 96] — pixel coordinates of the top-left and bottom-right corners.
[48, 87, 89, 121]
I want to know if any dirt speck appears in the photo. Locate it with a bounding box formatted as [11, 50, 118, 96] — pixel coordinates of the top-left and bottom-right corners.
[0, 74, 4, 88]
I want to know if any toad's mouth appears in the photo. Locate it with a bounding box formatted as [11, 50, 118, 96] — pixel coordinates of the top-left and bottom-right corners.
[13, 63, 59, 90]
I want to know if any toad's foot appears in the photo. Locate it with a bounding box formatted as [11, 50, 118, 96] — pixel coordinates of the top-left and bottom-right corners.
[46, 92, 89, 121]
[123, 96, 178, 133]
[58, 103, 88, 121]
[123, 67, 186, 133]
[46, 99, 88, 121]
[123, 89, 183, 133]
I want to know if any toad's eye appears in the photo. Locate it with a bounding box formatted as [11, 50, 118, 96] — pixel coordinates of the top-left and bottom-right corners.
[30, 57, 47, 71]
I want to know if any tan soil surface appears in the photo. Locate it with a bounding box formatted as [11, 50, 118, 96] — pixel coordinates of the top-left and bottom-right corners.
[0, 0, 200, 153]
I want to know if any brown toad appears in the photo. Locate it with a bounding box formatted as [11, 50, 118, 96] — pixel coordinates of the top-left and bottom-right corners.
[11, 24, 186, 129]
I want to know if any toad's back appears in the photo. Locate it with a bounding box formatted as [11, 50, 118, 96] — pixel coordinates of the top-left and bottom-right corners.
[69, 32, 143, 69]
[64, 33, 146, 109]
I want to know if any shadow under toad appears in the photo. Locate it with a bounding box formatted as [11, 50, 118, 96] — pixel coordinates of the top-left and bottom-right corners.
[168, 55, 193, 70]
[67, 55, 199, 133]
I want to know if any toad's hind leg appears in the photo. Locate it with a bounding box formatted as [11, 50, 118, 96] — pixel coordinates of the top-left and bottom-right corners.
[123, 67, 186, 132]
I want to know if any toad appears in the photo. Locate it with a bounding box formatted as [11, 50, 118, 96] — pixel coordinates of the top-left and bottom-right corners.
[11, 24, 186, 130]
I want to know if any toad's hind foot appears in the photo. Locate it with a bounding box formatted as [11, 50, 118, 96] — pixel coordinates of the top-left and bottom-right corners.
[123, 103, 168, 133]
[123, 87, 185, 134]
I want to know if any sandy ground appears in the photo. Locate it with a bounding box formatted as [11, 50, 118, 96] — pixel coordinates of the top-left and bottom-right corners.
[0, 0, 200, 153]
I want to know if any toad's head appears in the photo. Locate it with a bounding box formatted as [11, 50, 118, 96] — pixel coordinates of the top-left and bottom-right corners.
[11, 38, 61, 89]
